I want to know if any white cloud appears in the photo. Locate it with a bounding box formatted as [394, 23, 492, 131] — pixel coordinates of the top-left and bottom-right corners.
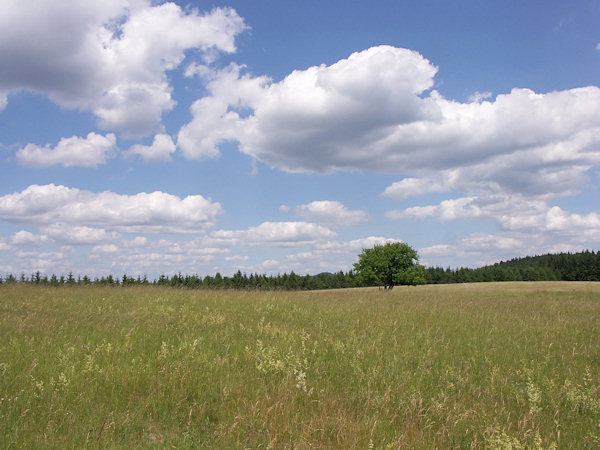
[0, 223, 405, 277]
[0, 1, 247, 136]
[165, 221, 337, 249]
[92, 244, 119, 254]
[245, 221, 337, 246]
[84, 235, 233, 275]
[468, 91, 492, 102]
[315, 236, 399, 254]
[382, 172, 459, 199]
[419, 232, 529, 268]
[544, 206, 600, 232]
[126, 236, 148, 247]
[177, 46, 600, 209]
[225, 255, 248, 262]
[16, 132, 116, 167]
[177, 95, 241, 159]
[387, 196, 481, 221]
[459, 233, 524, 252]
[0, 184, 223, 233]
[179, 46, 438, 168]
[389, 193, 600, 235]
[291, 200, 369, 228]
[177, 64, 269, 159]
[126, 134, 176, 161]
[10, 230, 51, 246]
[596, 43, 600, 51]
[85, 235, 233, 275]
[419, 244, 451, 257]
[177, 45, 600, 177]
[40, 225, 121, 245]
[288, 237, 395, 260]
[12, 251, 68, 274]
[417, 226, 599, 269]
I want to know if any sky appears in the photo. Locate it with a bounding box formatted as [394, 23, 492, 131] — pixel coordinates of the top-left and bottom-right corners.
[0, 0, 599, 279]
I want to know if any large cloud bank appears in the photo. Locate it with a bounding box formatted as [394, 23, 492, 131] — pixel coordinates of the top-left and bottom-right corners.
[0, 0, 247, 136]
[178, 45, 600, 188]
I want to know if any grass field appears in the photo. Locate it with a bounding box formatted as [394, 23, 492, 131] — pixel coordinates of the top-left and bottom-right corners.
[1, 282, 599, 448]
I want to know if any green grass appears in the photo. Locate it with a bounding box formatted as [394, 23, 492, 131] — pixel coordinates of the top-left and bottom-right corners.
[1, 282, 599, 448]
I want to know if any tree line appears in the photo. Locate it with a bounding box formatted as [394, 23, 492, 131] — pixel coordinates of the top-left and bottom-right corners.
[1, 250, 598, 290]
[0, 270, 361, 290]
[424, 250, 600, 283]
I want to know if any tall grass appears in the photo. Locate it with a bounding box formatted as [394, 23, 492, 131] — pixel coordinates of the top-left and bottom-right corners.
[0, 282, 599, 447]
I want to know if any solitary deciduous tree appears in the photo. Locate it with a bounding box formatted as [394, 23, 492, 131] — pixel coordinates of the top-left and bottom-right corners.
[353, 242, 425, 290]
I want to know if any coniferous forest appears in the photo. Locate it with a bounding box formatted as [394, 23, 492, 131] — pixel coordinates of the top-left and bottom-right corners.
[1, 250, 599, 290]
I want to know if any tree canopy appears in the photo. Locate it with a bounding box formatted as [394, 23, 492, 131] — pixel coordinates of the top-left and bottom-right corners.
[353, 242, 425, 290]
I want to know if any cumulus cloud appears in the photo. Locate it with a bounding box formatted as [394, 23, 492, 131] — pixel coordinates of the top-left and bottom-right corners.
[245, 221, 337, 246]
[382, 172, 459, 199]
[179, 46, 438, 168]
[177, 64, 270, 159]
[0, 221, 402, 277]
[389, 193, 600, 235]
[11, 251, 68, 274]
[177, 45, 600, 179]
[419, 232, 529, 267]
[315, 236, 399, 254]
[175, 221, 337, 249]
[177, 95, 242, 159]
[289, 238, 393, 261]
[290, 200, 370, 228]
[0, 184, 223, 233]
[176, 45, 600, 216]
[10, 230, 52, 246]
[125, 134, 176, 161]
[92, 244, 119, 254]
[225, 255, 248, 262]
[0, 1, 247, 136]
[16, 132, 116, 167]
[383, 124, 599, 202]
[77, 223, 337, 276]
[40, 225, 121, 245]
[84, 235, 232, 274]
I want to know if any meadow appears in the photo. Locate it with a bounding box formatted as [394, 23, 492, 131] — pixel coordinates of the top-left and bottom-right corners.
[0, 282, 599, 448]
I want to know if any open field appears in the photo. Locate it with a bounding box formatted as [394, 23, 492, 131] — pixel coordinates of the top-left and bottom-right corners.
[1, 282, 599, 448]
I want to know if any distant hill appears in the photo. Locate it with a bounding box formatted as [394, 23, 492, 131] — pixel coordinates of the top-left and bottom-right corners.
[424, 250, 600, 284]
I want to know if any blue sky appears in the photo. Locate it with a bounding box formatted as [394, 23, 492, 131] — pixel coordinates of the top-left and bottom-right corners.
[0, 0, 599, 278]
